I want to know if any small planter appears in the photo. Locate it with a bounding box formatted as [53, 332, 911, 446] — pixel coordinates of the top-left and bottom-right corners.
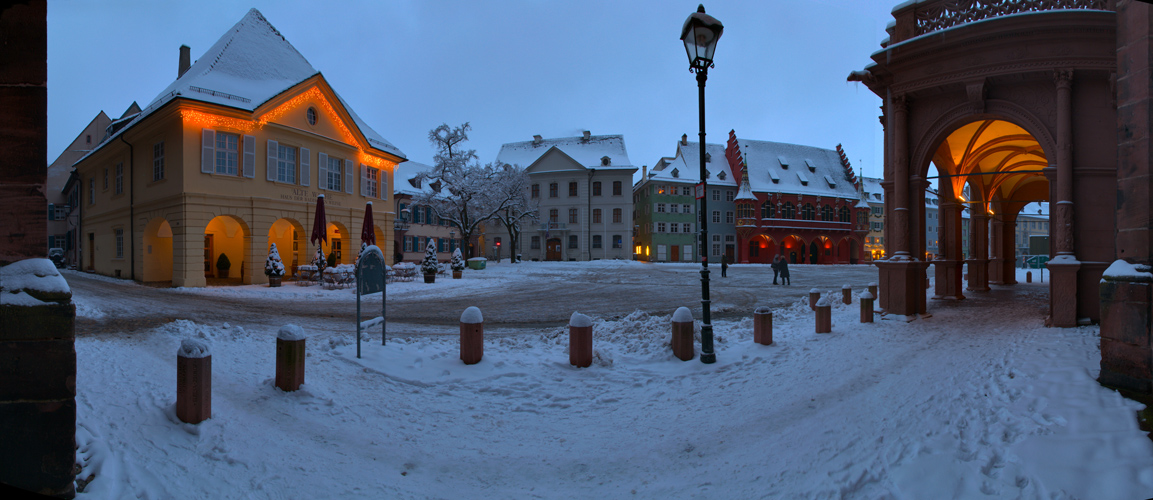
[268, 276, 282, 287]
[453, 270, 462, 279]
[218, 268, 230, 279]
[424, 273, 436, 284]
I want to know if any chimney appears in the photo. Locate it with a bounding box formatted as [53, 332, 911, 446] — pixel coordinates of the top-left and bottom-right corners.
[582, 130, 591, 142]
[178, 45, 191, 78]
[532, 134, 542, 146]
[643, 165, 648, 178]
[681, 134, 688, 145]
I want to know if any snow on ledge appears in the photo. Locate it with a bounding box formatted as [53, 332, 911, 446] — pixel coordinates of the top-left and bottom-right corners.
[278, 324, 306, 341]
[179, 339, 211, 358]
[0, 258, 71, 306]
[569, 311, 592, 328]
[672, 306, 693, 323]
[1102, 260, 1153, 282]
[1047, 254, 1080, 265]
[461, 306, 483, 324]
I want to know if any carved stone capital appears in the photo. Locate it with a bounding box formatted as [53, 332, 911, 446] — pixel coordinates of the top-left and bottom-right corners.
[891, 94, 908, 115]
[1053, 68, 1074, 90]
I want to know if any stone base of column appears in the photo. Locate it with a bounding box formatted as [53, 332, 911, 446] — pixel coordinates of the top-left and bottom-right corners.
[1047, 256, 1082, 328]
[989, 257, 1007, 284]
[1099, 272, 1152, 394]
[932, 259, 965, 300]
[965, 259, 990, 291]
[874, 259, 930, 316]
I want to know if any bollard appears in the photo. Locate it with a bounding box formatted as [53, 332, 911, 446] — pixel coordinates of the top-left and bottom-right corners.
[276, 324, 306, 392]
[177, 339, 212, 424]
[868, 282, 877, 298]
[460, 306, 484, 365]
[809, 288, 821, 310]
[815, 297, 832, 333]
[753, 306, 773, 345]
[842, 285, 852, 305]
[671, 306, 695, 361]
[569, 312, 593, 368]
[1026, 270, 1032, 283]
[860, 291, 875, 323]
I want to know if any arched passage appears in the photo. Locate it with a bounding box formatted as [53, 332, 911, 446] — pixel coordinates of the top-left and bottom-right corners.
[747, 234, 776, 264]
[142, 217, 173, 283]
[268, 218, 305, 276]
[781, 235, 804, 264]
[322, 222, 350, 265]
[205, 215, 250, 283]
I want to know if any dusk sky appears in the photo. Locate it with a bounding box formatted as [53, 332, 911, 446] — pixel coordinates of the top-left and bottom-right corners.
[48, 0, 897, 181]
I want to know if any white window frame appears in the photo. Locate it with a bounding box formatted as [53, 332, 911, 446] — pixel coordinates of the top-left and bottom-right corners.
[153, 142, 164, 181]
[277, 144, 298, 183]
[326, 156, 343, 191]
[114, 163, 123, 194]
[215, 132, 240, 175]
[657, 222, 666, 233]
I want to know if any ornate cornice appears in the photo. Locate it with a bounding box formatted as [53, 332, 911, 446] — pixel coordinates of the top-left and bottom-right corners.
[891, 59, 1112, 94]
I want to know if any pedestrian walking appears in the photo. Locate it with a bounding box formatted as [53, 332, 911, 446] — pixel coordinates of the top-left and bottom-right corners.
[771, 255, 781, 284]
[721, 256, 729, 278]
[778, 257, 790, 285]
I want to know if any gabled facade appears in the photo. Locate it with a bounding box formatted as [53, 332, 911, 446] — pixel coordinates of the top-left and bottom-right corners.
[497, 132, 636, 261]
[72, 9, 405, 286]
[47, 110, 112, 268]
[392, 161, 463, 264]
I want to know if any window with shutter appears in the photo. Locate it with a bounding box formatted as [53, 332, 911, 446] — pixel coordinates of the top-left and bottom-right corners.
[344, 159, 353, 194]
[318, 152, 329, 190]
[267, 140, 279, 181]
[201, 129, 214, 173]
[300, 148, 310, 186]
[360, 164, 369, 197]
[242, 135, 256, 178]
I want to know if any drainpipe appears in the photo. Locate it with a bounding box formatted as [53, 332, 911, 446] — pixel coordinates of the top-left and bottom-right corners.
[119, 134, 135, 280]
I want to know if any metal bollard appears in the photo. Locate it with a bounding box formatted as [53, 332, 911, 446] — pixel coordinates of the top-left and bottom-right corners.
[177, 339, 212, 424]
[815, 297, 832, 333]
[671, 306, 694, 361]
[460, 306, 484, 365]
[569, 312, 593, 368]
[753, 306, 773, 345]
[276, 324, 306, 392]
[809, 288, 821, 310]
[860, 291, 875, 323]
[842, 285, 852, 305]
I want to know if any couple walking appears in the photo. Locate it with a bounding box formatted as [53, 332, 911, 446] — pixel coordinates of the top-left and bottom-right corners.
[771, 255, 790, 285]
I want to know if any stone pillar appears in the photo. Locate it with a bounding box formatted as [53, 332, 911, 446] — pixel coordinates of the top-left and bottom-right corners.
[1048, 68, 1081, 327]
[841, 285, 852, 305]
[890, 94, 911, 258]
[1103, 0, 1153, 392]
[0, 2, 76, 496]
[989, 218, 1005, 284]
[460, 306, 484, 365]
[275, 325, 306, 392]
[868, 282, 877, 298]
[966, 214, 990, 291]
[753, 307, 773, 345]
[569, 312, 592, 368]
[176, 339, 212, 424]
[1000, 220, 1019, 285]
[860, 291, 875, 323]
[815, 298, 832, 334]
[933, 197, 965, 301]
[671, 306, 694, 361]
[809, 288, 821, 310]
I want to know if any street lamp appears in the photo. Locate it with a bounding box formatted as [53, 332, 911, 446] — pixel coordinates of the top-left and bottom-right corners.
[681, 4, 723, 364]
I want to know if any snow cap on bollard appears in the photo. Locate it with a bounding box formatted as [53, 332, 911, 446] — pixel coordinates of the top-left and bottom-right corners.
[810, 288, 820, 294]
[179, 338, 210, 358]
[754, 306, 772, 315]
[461, 306, 483, 324]
[816, 296, 830, 307]
[672, 306, 693, 323]
[860, 291, 875, 300]
[569, 311, 592, 327]
[277, 324, 306, 341]
[842, 284, 851, 289]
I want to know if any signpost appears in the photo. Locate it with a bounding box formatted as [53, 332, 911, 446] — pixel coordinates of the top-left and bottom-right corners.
[356, 245, 387, 358]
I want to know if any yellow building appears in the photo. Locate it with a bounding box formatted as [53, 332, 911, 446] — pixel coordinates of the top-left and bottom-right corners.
[74, 9, 404, 287]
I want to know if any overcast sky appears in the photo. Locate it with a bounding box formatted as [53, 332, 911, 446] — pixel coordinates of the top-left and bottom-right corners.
[48, 0, 896, 182]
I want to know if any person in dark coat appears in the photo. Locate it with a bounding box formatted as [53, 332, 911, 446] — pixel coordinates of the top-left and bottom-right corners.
[771, 255, 781, 284]
[721, 256, 729, 277]
[778, 256, 790, 285]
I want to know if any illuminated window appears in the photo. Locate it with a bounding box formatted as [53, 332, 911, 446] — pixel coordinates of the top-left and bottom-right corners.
[326, 156, 342, 191]
[366, 167, 378, 198]
[215, 132, 239, 175]
[153, 142, 165, 181]
[276, 144, 297, 183]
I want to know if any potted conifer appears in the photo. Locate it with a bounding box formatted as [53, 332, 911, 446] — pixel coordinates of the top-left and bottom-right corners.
[265, 243, 285, 287]
[421, 239, 438, 283]
[216, 253, 231, 279]
[451, 247, 464, 279]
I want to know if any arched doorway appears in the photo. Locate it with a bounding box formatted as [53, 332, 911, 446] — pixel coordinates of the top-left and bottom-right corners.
[205, 215, 250, 283]
[809, 240, 820, 264]
[837, 238, 850, 265]
[142, 217, 173, 283]
[746, 235, 776, 264]
[268, 218, 305, 277]
[322, 222, 350, 265]
[781, 235, 804, 264]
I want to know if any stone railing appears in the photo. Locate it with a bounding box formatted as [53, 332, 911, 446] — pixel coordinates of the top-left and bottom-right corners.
[889, 0, 1114, 45]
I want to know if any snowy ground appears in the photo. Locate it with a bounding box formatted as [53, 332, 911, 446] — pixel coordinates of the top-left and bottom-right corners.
[69, 263, 1153, 499]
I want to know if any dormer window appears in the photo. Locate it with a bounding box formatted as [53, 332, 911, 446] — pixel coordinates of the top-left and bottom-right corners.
[601, 156, 611, 166]
[778, 155, 789, 169]
[671, 168, 679, 178]
[705, 153, 712, 163]
[805, 159, 816, 172]
[717, 171, 726, 180]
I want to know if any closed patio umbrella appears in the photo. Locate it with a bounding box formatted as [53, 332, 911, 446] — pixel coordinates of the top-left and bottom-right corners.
[360, 201, 375, 247]
[311, 194, 327, 247]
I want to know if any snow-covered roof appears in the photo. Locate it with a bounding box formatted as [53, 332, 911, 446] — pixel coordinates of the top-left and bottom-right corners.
[734, 139, 857, 199]
[645, 141, 732, 187]
[393, 161, 437, 197]
[81, 8, 403, 162]
[497, 134, 635, 172]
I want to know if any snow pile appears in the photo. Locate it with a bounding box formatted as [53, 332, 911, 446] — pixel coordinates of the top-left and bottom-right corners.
[1103, 259, 1153, 281]
[0, 258, 71, 306]
[277, 324, 306, 341]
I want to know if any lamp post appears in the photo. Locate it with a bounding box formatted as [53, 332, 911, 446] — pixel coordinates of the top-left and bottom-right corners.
[681, 4, 723, 364]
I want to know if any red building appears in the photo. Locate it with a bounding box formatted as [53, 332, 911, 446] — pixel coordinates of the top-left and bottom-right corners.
[724, 130, 870, 265]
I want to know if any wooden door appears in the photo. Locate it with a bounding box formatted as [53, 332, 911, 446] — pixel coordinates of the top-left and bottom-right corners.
[546, 238, 562, 261]
[670, 245, 679, 262]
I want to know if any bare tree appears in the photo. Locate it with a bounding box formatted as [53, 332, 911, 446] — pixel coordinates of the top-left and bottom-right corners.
[490, 164, 538, 263]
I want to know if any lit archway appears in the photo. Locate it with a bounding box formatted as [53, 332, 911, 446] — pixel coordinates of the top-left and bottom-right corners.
[781, 235, 805, 264]
[323, 222, 350, 265]
[205, 215, 250, 282]
[142, 217, 173, 283]
[268, 218, 305, 276]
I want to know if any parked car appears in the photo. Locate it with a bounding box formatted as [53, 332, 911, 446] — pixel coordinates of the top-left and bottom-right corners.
[48, 248, 65, 268]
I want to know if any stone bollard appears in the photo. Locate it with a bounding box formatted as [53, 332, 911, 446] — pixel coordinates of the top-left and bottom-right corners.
[1026, 270, 1032, 283]
[671, 306, 695, 361]
[868, 282, 877, 298]
[460, 306, 484, 365]
[177, 339, 212, 424]
[815, 297, 832, 333]
[569, 312, 593, 368]
[842, 285, 852, 305]
[809, 288, 821, 310]
[753, 306, 773, 345]
[860, 291, 875, 323]
[276, 324, 306, 392]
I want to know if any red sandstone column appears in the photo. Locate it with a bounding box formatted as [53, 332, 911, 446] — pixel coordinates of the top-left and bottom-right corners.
[569, 312, 592, 368]
[891, 95, 911, 259]
[933, 196, 965, 301]
[177, 339, 212, 424]
[989, 219, 1005, 284]
[1048, 68, 1082, 327]
[671, 306, 694, 361]
[966, 214, 991, 291]
[275, 325, 306, 392]
[460, 306, 484, 365]
[753, 307, 773, 345]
